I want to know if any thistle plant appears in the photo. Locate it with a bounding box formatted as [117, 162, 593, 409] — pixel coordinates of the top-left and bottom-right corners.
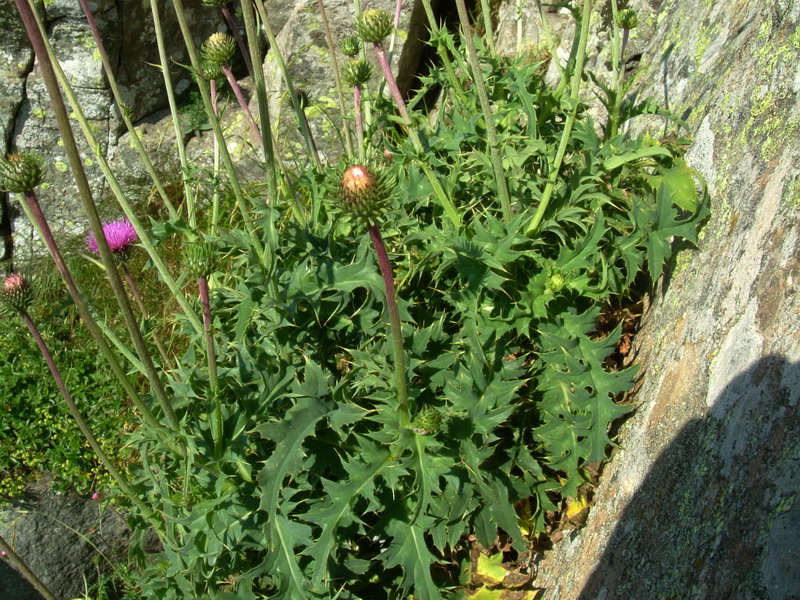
[357, 8, 412, 124]
[5, 0, 709, 597]
[201, 0, 253, 79]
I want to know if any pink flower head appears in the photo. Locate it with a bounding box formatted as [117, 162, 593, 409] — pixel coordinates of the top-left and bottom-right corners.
[3, 273, 26, 295]
[91, 491, 100, 501]
[85, 218, 138, 254]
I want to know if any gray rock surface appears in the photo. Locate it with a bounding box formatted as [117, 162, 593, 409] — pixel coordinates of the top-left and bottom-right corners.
[3, 0, 225, 261]
[0, 483, 129, 600]
[490, 0, 800, 598]
[261, 0, 415, 164]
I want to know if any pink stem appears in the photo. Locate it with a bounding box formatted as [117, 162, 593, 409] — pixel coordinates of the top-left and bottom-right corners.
[393, 0, 403, 28]
[211, 78, 218, 115]
[222, 63, 263, 146]
[221, 4, 254, 79]
[354, 85, 364, 152]
[373, 44, 410, 125]
[198, 276, 212, 331]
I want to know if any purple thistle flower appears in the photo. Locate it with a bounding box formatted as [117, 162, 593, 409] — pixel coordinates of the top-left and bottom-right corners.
[85, 218, 138, 255]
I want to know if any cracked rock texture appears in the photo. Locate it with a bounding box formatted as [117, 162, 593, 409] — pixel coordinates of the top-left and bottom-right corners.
[492, 1, 800, 598]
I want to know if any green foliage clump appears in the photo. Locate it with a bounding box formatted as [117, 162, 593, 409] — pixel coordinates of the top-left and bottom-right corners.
[3, 1, 709, 598]
[0, 293, 132, 500]
[122, 22, 706, 600]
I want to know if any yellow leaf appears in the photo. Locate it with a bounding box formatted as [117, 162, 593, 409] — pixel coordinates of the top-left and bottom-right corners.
[565, 494, 590, 520]
[469, 587, 541, 600]
[476, 552, 505, 586]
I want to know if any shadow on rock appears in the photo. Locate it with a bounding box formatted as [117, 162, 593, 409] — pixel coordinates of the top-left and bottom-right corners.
[577, 355, 800, 600]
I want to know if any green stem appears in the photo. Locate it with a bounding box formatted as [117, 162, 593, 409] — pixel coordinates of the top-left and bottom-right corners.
[170, 0, 267, 267]
[148, 0, 195, 220]
[77, 0, 179, 221]
[478, 0, 496, 53]
[0, 534, 57, 600]
[367, 223, 410, 428]
[524, 0, 593, 236]
[18, 0, 179, 431]
[240, 0, 280, 191]
[419, 0, 465, 97]
[253, 0, 322, 172]
[454, 0, 512, 221]
[607, 0, 622, 139]
[316, 0, 355, 158]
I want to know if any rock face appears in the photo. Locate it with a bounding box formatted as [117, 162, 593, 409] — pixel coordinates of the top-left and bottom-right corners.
[1, 0, 224, 260]
[0, 484, 129, 600]
[505, 1, 800, 598]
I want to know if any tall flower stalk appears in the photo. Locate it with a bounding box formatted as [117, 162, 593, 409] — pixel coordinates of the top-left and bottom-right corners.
[202, 32, 264, 147]
[340, 165, 409, 427]
[202, 0, 254, 79]
[524, 0, 594, 236]
[85, 219, 174, 371]
[0, 533, 56, 600]
[184, 239, 222, 456]
[454, 0, 512, 221]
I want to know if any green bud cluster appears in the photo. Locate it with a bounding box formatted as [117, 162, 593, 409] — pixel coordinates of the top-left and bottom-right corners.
[356, 9, 393, 45]
[183, 239, 218, 280]
[200, 57, 224, 80]
[414, 406, 443, 435]
[1, 273, 33, 313]
[340, 36, 361, 57]
[201, 33, 236, 68]
[548, 271, 567, 292]
[339, 164, 391, 222]
[617, 9, 639, 30]
[0, 152, 46, 193]
[342, 59, 373, 87]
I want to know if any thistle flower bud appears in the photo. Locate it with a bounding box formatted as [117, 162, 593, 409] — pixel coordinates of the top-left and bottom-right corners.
[200, 56, 224, 80]
[294, 89, 311, 111]
[183, 239, 218, 280]
[356, 9, 393, 45]
[548, 271, 567, 292]
[1, 273, 33, 313]
[201, 33, 236, 67]
[340, 36, 361, 57]
[617, 9, 639, 30]
[340, 164, 390, 222]
[414, 406, 443, 435]
[342, 59, 373, 88]
[0, 152, 46, 194]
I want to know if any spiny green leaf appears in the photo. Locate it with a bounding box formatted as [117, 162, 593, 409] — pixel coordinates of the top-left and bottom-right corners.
[383, 519, 442, 599]
[305, 444, 391, 587]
